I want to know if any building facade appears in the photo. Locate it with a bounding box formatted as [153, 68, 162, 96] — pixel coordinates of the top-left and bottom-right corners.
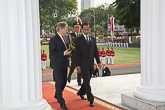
[81, 0, 94, 11]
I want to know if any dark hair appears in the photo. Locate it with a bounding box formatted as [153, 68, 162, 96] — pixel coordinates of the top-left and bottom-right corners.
[81, 23, 89, 29]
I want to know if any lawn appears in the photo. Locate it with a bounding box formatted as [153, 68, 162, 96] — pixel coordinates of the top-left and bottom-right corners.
[99, 46, 140, 64]
[41, 45, 140, 69]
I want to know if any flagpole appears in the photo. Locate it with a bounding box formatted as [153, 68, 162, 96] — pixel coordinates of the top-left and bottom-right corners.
[107, 14, 109, 38]
[111, 28, 113, 41]
[110, 15, 114, 41]
[92, 9, 95, 37]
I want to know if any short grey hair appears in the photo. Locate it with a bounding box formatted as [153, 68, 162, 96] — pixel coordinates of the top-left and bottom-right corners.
[56, 22, 68, 32]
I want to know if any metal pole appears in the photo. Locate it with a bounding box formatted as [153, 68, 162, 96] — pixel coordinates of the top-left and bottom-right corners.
[93, 9, 95, 37]
[110, 15, 114, 41]
[107, 14, 109, 37]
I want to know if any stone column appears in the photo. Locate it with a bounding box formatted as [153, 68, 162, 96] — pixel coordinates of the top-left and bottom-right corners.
[0, 0, 51, 109]
[134, 0, 165, 102]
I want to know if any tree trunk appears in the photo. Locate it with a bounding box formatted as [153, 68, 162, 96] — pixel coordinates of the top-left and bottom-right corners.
[40, 21, 44, 35]
[40, 24, 42, 35]
[136, 27, 139, 34]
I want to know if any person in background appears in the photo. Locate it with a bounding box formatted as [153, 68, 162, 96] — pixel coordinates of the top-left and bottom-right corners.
[124, 38, 126, 47]
[109, 38, 112, 46]
[98, 47, 102, 63]
[118, 38, 120, 47]
[101, 47, 106, 64]
[106, 47, 111, 65]
[110, 47, 115, 64]
[102, 63, 111, 76]
[93, 64, 99, 77]
[41, 50, 47, 70]
[108, 38, 110, 46]
[67, 18, 82, 85]
[115, 38, 118, 47]
[126, 38, 129, 47]
[121, 38, 123, 47]
[106, 38, 108, 46]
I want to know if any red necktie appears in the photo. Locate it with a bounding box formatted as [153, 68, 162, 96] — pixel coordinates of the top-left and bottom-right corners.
[62, 36, 67, 49]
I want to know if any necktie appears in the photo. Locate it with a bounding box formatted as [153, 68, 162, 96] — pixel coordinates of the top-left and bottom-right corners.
[86, 36, 89, 46]
[62, 36, 67, 48]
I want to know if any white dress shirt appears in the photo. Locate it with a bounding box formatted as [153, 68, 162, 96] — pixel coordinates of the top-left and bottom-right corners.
[83, 33, 89, 41]
[57, 32, 67, 49]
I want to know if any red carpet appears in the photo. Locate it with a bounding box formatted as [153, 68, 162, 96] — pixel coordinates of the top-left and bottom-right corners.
[42, 82, 126, 110]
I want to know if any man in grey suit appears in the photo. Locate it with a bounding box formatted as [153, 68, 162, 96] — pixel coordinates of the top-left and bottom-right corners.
[49, 22, 71, 109]
[76, 23, 101, 107]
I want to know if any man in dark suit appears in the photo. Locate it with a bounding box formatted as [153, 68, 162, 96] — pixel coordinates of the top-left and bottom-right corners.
[102, 63, 111, 76]
[49, 22, 71, 109]
[76, 23, 101, 107]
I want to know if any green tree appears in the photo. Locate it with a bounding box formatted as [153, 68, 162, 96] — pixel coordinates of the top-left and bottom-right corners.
[79, 4, 115, 34]
[65, 17, 75, 32]
[39, 0, 78, 34]
[95, 24, 103, 35]
[113, 0, 140, 34]
[79, 8, 94, 28]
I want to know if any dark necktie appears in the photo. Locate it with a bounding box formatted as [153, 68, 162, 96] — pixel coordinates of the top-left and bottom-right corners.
[86, 36, 90, 46]
[62, 36, 67, 48]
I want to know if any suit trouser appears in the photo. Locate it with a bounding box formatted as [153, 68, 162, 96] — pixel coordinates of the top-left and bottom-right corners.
[77, 67, 94, 101]
[53, 70, 55, 81]
[68, 66, 81, 83]
[68, 58, 81, 84]
[54, 69, 67, 105]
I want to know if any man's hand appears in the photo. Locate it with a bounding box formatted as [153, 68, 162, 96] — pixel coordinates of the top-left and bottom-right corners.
[98, 63, 102, 69]
[68, 53, 72, 58]
[77, 66, 81, 74]
[64, 49, 71, 56]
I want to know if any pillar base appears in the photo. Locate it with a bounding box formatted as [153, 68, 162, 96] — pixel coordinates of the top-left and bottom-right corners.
[0, 99, 51, 110]
[134, 85, 165, 102]
[121, 93, 165, 110]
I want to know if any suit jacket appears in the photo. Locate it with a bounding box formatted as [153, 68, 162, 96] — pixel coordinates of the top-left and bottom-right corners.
[93, 68, 99, 77]
[69, 32, 78, 59]
[49, 33, 69, 70]
[69, 32, 77, 51]
[76, 34, 100, 69]
[102, 66, 111, 76]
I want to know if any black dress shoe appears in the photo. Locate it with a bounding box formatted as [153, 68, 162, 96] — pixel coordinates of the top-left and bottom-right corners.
[67, 78, 71, 83]
[54, 95, 57, 99]
[54, 95, 60, 103]
[80, 95, 87, 100]
[78, 83, 81, 86]
[89, 101, 94, 107]
[60, 104, 68, 109]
